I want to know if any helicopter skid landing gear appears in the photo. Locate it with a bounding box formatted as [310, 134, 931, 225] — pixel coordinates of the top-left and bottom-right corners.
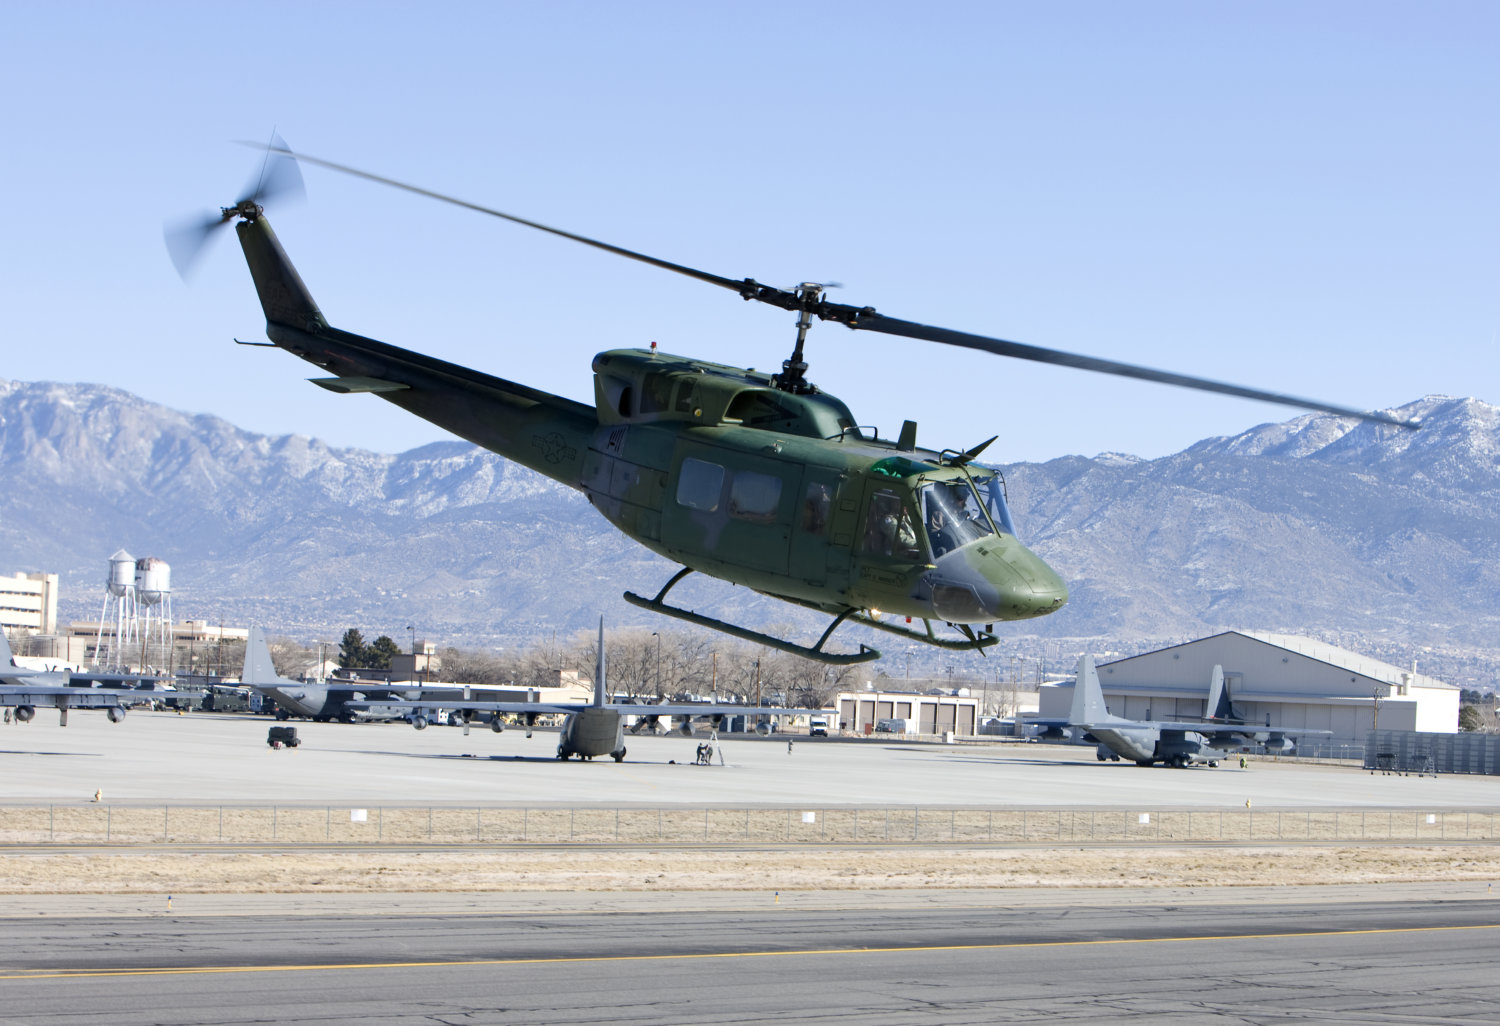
[624, 569, 880, 666]
[845, 612, 1002, 654]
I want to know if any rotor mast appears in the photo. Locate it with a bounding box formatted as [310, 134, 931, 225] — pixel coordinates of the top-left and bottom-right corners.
[773, 282, 825, 394]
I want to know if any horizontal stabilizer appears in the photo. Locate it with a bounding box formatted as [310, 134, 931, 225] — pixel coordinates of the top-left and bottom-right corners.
[309, 376, 412, 394]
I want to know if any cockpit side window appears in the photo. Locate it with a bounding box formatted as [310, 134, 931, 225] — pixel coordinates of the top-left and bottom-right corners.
[861, 489, 920, 561]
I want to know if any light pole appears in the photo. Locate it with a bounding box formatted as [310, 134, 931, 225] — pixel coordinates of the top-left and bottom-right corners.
[651, 631, 662, 699]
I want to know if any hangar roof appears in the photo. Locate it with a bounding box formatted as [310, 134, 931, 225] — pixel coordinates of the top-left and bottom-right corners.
[1234, 631, 1455, 691]
[1098, 630, 1456, 695]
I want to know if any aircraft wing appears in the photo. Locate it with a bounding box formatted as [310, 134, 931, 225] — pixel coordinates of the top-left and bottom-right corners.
[345, 698, 584, 715]
[0, 685, 151, 707]
[346, 698, 830, 718]
[602, 702, 830, 717]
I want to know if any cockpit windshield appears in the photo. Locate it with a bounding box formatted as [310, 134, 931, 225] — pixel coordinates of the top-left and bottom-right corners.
[919, 472, 1017, 559]
[971, 470, 1017, 537]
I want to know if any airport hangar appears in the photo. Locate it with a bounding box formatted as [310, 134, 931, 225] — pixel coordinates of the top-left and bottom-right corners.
[1036, 630, 1459, 747]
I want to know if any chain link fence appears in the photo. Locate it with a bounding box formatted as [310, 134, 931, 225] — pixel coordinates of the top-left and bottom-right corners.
[1, 805, 1494, 845]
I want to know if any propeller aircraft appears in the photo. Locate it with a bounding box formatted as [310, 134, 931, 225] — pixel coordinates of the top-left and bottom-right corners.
[167, 142, 1416, 665]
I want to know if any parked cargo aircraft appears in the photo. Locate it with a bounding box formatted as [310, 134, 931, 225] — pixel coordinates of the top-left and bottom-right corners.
[1041, 655, 1322, 767]
[355, 619, 832, 761]
[240, 627, 428, 721]
[0, 632, 145, 725]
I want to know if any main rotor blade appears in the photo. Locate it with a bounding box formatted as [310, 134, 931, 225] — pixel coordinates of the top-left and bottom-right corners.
[831, 309, 1419, 428]
[244, 143, 756, 296]
[247, 144, 1417, 429]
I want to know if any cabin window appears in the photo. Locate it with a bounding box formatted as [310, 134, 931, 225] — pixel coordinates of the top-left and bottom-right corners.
[801, 481, 832, 533]
[729, 471, 782, 523]
[861, 489, 920, 560]
[676, 458, 724, 511]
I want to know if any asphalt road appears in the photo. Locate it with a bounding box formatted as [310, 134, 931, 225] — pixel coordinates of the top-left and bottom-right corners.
[4, 899, 1498, 1024]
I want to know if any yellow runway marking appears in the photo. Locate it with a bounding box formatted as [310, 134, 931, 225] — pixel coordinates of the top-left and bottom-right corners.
[6, 922, 1499, 980]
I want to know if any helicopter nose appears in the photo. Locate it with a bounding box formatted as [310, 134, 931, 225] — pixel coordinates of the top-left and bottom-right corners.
[925, 536, 1068, 622]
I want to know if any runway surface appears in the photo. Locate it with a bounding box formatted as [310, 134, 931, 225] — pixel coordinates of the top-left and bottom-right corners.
[4, 898, 1499, 1024]
[5, 711, 1495, 809]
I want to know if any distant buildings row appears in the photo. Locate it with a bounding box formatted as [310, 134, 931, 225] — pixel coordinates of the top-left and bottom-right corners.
[1, 566, 1461, 745]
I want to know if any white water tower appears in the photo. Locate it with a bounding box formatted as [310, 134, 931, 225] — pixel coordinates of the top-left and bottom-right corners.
[134, 557, 173, 671]
[94, 549, 138, 671]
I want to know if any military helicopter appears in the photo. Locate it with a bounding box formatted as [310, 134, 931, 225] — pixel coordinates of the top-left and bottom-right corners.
[167, 142, 1416, 665]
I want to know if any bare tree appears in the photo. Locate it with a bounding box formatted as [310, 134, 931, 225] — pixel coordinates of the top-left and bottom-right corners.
[266, 636, 316, 679]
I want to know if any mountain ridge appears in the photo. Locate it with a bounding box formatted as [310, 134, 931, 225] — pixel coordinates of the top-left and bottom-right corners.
[2, 381, 1495, 685]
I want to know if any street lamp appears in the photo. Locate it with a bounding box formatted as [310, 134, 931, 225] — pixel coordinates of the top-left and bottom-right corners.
[651, 631, 662, 699]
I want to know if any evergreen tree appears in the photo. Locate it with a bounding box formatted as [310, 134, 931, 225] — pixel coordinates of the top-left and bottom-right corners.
[338, 628, 368, 668]
[368, 635, 402, 670]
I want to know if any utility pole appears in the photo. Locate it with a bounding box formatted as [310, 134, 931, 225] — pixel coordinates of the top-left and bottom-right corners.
[652, 631, 662, 699]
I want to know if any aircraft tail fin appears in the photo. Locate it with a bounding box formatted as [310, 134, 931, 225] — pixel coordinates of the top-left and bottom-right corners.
[235, 216, 329, 333]
[1068, 654, 1115, 725]
[1206, 665, 1228, 720]
[593, 617, 606, 708]
[242, 626, 296, 687]
[0, 629, 14, 668]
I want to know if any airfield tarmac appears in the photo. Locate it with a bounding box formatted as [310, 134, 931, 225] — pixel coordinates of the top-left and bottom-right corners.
[3, 709, 1495, 809]
[5, 710, 1500, 1024]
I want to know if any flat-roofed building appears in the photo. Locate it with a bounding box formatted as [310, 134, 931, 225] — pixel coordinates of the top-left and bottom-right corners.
[835, 688, 981, 736]
[0, 571, 58, 636]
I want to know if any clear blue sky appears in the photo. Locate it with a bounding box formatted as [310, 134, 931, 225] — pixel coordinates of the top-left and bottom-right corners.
[3, 1, 1495, 462]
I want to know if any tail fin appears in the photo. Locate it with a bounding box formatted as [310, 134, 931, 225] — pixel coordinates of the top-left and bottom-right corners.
[1206, 665, 1228, 720]
[0, 629, 14, 668]
[1068, 654, 1116, 725]
[242, 627, 298, 687]
[593, 617, 606, 708]
[235, 216, 328, 333]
